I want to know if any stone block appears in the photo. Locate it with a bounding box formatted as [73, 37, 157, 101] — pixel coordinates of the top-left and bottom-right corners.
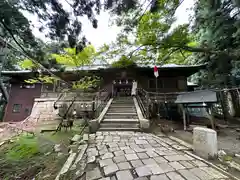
[164, 155, 189, 162]
[89, 119, 99, 133]
[102, 152, 114, 159]
[193, 127, 218, 159]
[117, 162, 132, 170]
[99, 148, 108, 155]
[150, 174, 169, 180]
[86, 167, 102, 180]
[130, 160, 143, 168]
[114, 150, 124, 156]
[146, 164, 164, 175]
[99, 159, 114, 167]
[157, 163, 174, 173]
[139, 119, 150, 130]
[125, 153, 139, 161]
[71, 134, 81, 142]
[120, 146, 130, 150]
[103, 163, 119, 176]
[113, 156, 127, 163]
[166, 172, 185, 180]
[142, 158, 157, 165]
[189, 168, 213, 180]
[146, 150, 159, 158]
[190, 160, 208, 167]
[116, 170, 133, 180]
[178, 169, 200, 180]
[137, 152, 149, 159]
[124, 149, 135, 154]
[135, 139, 149, 145]
[134, 177, 148, 180]
[168, 161, 186, 170]
[135, 165, 152, 177]
[99, 178, 111, 180]
[154, 156, 168, 164]
[178, 161, 195, 169]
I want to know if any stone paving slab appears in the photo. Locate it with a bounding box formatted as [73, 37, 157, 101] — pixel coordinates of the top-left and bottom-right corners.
[66, 131, 235, 180]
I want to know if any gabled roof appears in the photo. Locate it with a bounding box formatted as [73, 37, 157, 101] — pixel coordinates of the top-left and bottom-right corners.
[1, 63, 207, 75]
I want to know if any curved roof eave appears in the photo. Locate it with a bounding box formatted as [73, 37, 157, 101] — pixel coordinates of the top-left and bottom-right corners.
[1, 63, 207, 76]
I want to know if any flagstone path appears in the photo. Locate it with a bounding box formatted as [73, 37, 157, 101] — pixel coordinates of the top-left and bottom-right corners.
[62, 131, 235, 180]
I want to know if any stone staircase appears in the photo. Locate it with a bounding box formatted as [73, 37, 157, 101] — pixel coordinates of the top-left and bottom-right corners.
[99, 97, 140, 131]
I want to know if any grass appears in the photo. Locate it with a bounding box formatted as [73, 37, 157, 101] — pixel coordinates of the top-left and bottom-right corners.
[6, 134, 40, 161]
[0, 121, 87, 180]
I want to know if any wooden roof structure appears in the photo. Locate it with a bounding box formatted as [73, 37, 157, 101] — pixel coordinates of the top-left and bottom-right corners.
[1, 63, 207, 82]
[175, 90, 217, 104]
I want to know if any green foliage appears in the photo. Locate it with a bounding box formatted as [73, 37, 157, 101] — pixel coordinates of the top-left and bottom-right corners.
[106, 1, 196, 66]
[24, 75, 58, 84]
[19, 59, 36, 69]
[51, 46, 96, 67]
[6, 135, 39, 160]
[191, 0, 240, 87]
[72, 76, 101, 90]
[111, 55, 137, 68]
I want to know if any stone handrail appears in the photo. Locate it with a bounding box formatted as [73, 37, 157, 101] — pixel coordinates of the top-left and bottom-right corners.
[89, 98, 113, 133]
[133, 97, 150, 130]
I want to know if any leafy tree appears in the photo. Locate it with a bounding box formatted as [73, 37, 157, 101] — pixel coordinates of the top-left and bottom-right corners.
[21, 45, 102, 91]
[102, 1, 196, 66]
[51, 46, 96, 67]
[191, 0, 240, 87]
[111, 55, 137, 68]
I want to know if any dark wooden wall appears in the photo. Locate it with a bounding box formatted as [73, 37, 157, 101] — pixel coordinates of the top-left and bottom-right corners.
[3, 83, 42, 122]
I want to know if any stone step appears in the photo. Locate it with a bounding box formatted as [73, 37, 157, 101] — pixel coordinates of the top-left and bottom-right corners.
[109, 105, 135, 107]
[102, 118, 139, 123]
[100, 122, 139, 128]
[113, 98, 133, 100]
[106, 112, 137, 115]
[104, 114, 138, 119]
[112, 99, 133, 102]
[110, 106, 134, 109]
[111, 103, 134, 107]
[108, 108, 136, 111]
[112, 99, 134, 103]
[98, 127, 140, 131]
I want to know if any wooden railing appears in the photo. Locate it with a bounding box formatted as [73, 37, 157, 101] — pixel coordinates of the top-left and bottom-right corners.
[41, 91, 96, 101]
[94, 89, 111, 118]
[52, 88, 112, 120]
[136, 88, 150, 118]
[136, 88, 184, 119]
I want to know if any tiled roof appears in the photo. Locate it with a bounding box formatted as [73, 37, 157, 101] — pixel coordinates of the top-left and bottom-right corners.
[1, 63, 207, 75]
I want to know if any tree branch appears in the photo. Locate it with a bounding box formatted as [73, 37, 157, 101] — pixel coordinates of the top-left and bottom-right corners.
[0, 20, 71, 86]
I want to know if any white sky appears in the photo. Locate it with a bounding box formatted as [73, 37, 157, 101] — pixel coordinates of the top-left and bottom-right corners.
[27, 0, 195, 48]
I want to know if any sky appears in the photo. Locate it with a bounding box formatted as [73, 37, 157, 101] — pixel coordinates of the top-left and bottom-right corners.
[27, 0, 195, 48]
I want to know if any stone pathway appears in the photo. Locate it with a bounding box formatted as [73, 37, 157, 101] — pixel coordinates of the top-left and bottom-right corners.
[62, 131, 235, 180]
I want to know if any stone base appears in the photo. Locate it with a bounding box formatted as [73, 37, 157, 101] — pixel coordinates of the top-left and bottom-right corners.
[89, 119, 99, 133]
[139, 119, 150, 132]
[193, 127, 218, 159]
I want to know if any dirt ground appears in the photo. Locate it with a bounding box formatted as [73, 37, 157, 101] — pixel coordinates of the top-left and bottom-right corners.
[150, 118, 240, 155]
[150, 118, 240, 178]
[0, 119, 87, 180]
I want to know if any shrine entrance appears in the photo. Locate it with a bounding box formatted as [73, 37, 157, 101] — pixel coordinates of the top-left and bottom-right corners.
[112, 79, 134, 97]
[111, 70, 137, 97]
